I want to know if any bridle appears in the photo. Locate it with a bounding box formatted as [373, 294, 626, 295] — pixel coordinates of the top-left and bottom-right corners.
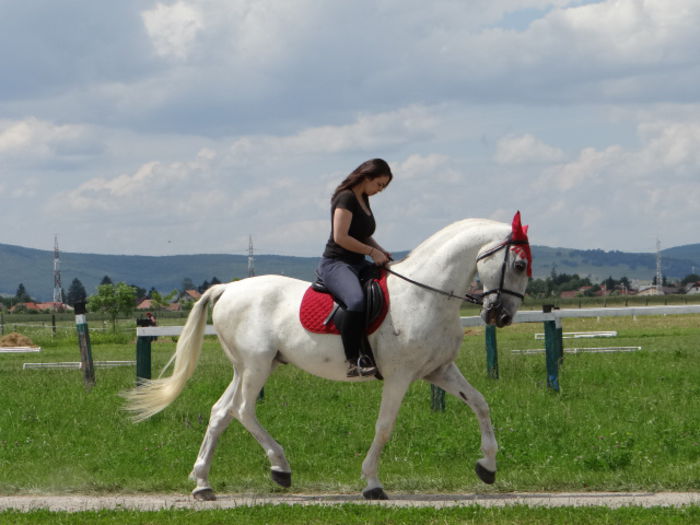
[384, 235, 528, 305]
[475, 235, 527, 303]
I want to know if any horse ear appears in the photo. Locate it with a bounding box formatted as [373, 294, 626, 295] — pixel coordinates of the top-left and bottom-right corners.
[511, 211, 529, 241]
[511, 211, 532, 276]
[512, 211, 524, 238]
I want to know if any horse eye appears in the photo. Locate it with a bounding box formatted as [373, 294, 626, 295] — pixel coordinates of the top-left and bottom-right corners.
[514, 260, 527, 273]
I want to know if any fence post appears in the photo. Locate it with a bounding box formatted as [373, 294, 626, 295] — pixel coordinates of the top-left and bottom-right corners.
[543, 304, 563, 392]
[431, 384, 446, 411]
[485, 325, 499, 379]
[135, 319, 153, 385]
[74, 302, 95, 389]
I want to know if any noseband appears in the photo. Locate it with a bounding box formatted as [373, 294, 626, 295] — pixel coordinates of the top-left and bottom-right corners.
[383, 235, 528, 305]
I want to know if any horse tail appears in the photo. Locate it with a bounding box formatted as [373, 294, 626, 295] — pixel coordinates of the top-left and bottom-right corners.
[122, 284, 228, 422]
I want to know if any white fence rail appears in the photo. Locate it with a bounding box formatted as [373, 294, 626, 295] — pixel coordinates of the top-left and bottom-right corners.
[132, 305, 699, 394]
[137, 304, 700, 338]
[460, 304, 700, 392]
[136, 325, 218, 337]
[460, 304, 700, 327]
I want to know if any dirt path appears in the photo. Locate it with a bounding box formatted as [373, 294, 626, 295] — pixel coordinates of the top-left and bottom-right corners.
[1, 492, 700, 512]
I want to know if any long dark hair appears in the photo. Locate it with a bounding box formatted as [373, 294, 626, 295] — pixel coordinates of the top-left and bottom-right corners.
[332, 158, 393, 200]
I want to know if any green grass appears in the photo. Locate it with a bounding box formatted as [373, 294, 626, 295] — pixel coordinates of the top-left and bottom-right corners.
[2, 504, 700, 524]
[0, 315, 699, 499]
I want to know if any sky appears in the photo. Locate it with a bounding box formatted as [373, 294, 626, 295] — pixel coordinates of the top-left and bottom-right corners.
[1, 0, 698, 258]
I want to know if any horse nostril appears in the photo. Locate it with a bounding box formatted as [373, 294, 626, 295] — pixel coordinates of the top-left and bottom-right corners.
[498, 313, 512, 326]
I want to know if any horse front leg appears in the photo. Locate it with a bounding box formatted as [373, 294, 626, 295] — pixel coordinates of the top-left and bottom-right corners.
[361, 377, 412, 500]
[424, 362, 498, 484]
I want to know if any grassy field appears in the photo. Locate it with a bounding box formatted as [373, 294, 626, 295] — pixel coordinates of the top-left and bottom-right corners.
[1, 312, 699, 522]
[2, 504, 700, 524]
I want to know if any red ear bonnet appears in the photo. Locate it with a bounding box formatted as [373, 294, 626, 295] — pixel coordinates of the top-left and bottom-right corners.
[511, 211, 532, 277]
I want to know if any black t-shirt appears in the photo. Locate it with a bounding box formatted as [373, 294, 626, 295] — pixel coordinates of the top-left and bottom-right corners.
[322, 190, 376, 264]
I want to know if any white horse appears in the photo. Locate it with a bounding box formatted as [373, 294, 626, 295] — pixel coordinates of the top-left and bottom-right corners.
[123, 213, 531, 501]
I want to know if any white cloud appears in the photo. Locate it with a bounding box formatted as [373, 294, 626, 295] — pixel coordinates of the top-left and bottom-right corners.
[51, 150, 217, 215]
[0, 118, 94, 162]
[228, 106, 439, 160]
[395, 154, 462, 183]
[539, 116, 700, 193]
[520, 114, 700, 251]
[3, 1, 700, 259]
[495, 134, 565, 165]
[639, 121, 700, 170]
[142, 2, 204, 61]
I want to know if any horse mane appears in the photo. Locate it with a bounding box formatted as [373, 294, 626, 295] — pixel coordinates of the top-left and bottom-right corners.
[396, 218, 509, 266]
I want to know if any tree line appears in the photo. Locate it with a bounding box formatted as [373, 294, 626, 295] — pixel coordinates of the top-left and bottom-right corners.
[0, 275, 224, 311]
[526, 270, 700, 298]
[5, 271, 699, 314]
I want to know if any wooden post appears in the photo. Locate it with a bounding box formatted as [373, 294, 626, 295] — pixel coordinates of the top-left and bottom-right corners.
[485, 325, 499, 379]
[135, 319, 153, 385]
[543, 304, 562, 392]
[74, 302, 95, 389]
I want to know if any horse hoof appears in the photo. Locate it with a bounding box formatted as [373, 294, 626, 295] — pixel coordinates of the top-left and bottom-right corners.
[363, 487, 389, 500]
[192, 488, 217, 501]
[271, 469, 292, 488]
[475, 462, 496, 484]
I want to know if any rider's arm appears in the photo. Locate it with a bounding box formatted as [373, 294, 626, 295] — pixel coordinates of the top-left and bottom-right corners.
[333, 208, 389, 265]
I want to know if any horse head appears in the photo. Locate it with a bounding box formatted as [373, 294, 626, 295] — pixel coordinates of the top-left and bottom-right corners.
[476, 211, 531, 328]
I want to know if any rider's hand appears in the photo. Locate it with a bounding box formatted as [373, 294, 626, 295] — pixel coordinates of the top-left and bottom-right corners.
[370, 248, 390, 266]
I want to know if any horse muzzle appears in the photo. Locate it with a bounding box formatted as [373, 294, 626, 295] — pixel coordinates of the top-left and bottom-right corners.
[481, 301, 513, 328]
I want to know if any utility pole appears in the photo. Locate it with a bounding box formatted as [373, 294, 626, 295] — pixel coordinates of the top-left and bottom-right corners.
[656, 239, 663, 295]
[248, 235, 255, 278]
[53, 234, 63, 309]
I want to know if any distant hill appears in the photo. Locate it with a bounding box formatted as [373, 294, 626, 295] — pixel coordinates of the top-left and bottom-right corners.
[0, 244, 320, 302]
[1, 242, 698, 301]
[530, 244, 700, 284]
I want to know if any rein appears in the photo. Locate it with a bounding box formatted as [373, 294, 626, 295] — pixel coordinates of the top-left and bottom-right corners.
[384, 267, 484, 305]
[385, 236, 528, 305]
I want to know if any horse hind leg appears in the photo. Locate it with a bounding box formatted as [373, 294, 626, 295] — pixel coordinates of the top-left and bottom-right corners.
[424, 362, 498, 484]
[190, 357, 290, 501]
[234, 362, 292, 487]
[190, 374, 239, 500]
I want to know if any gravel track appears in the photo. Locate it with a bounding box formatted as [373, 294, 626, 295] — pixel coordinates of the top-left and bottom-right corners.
[2, 492, 700, 512]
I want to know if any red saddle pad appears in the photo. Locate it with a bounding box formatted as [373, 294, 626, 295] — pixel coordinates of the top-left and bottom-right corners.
[299, 271, 390, 335]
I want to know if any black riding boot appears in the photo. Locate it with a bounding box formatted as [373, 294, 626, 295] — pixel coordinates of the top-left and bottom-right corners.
[340, 310, 377, 377]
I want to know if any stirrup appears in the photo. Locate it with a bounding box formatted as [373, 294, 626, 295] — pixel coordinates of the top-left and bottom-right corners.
[346, 361, 361, 378]
[356, 356, 378, 377]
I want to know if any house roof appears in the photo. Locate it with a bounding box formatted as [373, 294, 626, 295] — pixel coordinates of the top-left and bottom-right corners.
[136, 299, 154, 310]
[9, 301, 69, 312]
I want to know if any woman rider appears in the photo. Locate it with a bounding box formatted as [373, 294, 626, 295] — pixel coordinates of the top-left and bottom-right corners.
[317, 158, 393, 377]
